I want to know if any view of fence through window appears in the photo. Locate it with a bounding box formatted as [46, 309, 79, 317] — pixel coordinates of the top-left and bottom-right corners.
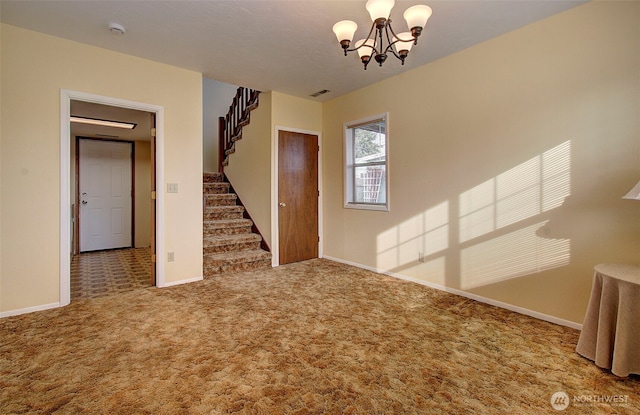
[353, 120, 387, 204]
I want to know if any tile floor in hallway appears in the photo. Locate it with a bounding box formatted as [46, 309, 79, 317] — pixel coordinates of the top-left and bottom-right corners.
[70, 247, 152, 300]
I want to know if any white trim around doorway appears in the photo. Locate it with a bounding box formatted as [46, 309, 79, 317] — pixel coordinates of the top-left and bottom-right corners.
[59, 89, 166, 306]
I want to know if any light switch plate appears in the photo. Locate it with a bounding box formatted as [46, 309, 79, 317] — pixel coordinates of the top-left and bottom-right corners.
[167, 183, 178, 193]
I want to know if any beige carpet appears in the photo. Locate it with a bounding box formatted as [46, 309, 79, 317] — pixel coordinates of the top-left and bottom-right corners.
[1, 259, 637, 414]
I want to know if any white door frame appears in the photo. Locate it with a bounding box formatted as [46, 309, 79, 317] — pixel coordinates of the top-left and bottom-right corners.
[272, 126, 323, 267]
[59, 89, 166, 306]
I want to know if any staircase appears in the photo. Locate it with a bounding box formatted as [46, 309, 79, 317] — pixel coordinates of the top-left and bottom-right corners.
[202, 172, 271, 277]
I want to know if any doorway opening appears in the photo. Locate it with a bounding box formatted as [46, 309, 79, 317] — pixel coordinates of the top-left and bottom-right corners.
[73, 134, 148, 299]
[60, 90, 165, 306]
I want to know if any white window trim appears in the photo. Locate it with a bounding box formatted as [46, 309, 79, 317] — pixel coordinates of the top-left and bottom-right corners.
[343, 112, 390, 212]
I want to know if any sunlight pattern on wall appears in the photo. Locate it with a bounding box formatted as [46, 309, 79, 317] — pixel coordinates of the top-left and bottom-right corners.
[375, 141, 572, 289]
[460, 222, 571, 289]
[376, 201, 448, 282]
[459, 141, 571, 243]
[458, 140, 572, 288]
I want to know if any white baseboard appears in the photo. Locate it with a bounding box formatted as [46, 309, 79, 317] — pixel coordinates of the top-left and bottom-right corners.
[160, 275, 203, 288]
[0, 275, 205, 318]
[0, 302, 61, 319]
[322, 255, 582, 330]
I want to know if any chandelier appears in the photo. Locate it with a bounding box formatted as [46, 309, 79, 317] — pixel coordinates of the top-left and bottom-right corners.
[332, 0, 432, 70]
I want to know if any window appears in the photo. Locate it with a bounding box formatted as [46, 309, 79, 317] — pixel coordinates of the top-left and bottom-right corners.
[344, 113, 389, 211]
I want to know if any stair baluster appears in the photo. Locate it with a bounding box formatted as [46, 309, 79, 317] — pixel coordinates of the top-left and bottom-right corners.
[218, 87, 260, 172]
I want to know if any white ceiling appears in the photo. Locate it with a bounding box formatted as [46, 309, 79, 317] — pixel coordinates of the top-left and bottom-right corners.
[1, 0, 587, 102]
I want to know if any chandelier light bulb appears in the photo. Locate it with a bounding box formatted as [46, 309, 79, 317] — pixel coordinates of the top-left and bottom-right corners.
[393, 32, 414, 55]
[403, 5, 432, 38]
[366, 0, 395, 22]
[355, 39, 375, 59]
[333, 20, 358, 48]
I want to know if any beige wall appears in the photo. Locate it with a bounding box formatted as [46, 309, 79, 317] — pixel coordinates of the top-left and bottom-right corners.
[322, 1, 640, 324]
[225, 92, 273, 246]
[224, 92, 323, 252]
[0, 24, 203, 313]
[272, 92, 323, 133]
[203, 78, 239, 172]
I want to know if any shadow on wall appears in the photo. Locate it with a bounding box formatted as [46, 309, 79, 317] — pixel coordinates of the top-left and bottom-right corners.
[377, 140, 573, 289]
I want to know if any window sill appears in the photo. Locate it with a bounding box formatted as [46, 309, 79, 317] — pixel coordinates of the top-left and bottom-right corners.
[344, 202, 389, 212]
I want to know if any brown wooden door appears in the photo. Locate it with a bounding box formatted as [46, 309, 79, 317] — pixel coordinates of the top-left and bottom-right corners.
[278, 130, 319, 264]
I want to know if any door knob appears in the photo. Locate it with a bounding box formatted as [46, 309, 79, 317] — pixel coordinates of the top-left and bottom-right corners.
[279, 202, 286, 208]
[82, 200, 88, 205]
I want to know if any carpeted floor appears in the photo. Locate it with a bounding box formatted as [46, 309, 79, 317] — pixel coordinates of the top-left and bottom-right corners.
[1, 259, 638, 414]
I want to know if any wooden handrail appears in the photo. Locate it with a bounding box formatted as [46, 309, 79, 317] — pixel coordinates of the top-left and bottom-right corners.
[218, 87, 260, 172]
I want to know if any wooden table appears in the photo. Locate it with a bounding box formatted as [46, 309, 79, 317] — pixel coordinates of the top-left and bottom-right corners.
[576, 263, 640, 377]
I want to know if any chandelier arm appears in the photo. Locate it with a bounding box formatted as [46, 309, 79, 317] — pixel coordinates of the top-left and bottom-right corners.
[383, 23, 398, 57]
[383, 22, 406, 61]
[385, 44, 405, 61]
[386, 21, 416, 43]
[386, 14, 420, 46]
[345, 44, 378, 54]
[344, 21, 379, 54]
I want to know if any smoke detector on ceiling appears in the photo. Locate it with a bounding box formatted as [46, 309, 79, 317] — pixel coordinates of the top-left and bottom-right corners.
[108, 22, 126, 35]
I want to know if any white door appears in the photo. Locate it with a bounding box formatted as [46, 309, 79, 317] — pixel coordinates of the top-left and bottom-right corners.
[79, 139, 132, 252]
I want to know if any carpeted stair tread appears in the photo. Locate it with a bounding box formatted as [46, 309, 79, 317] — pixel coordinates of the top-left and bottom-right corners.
[203, 249, 272, 276]
[203, 172, 224, 183]
[203, 218, 253, 229]
[204, 193, 237, 206]
[203, 183, 230, 194]
[204, 205, 244, 213]
[204, 193, 237, 200]
[204, 219, 253, 236]
[203, 233, 261, 247]
[203, 249, 271, 265]
[203, 205, 245, 220]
